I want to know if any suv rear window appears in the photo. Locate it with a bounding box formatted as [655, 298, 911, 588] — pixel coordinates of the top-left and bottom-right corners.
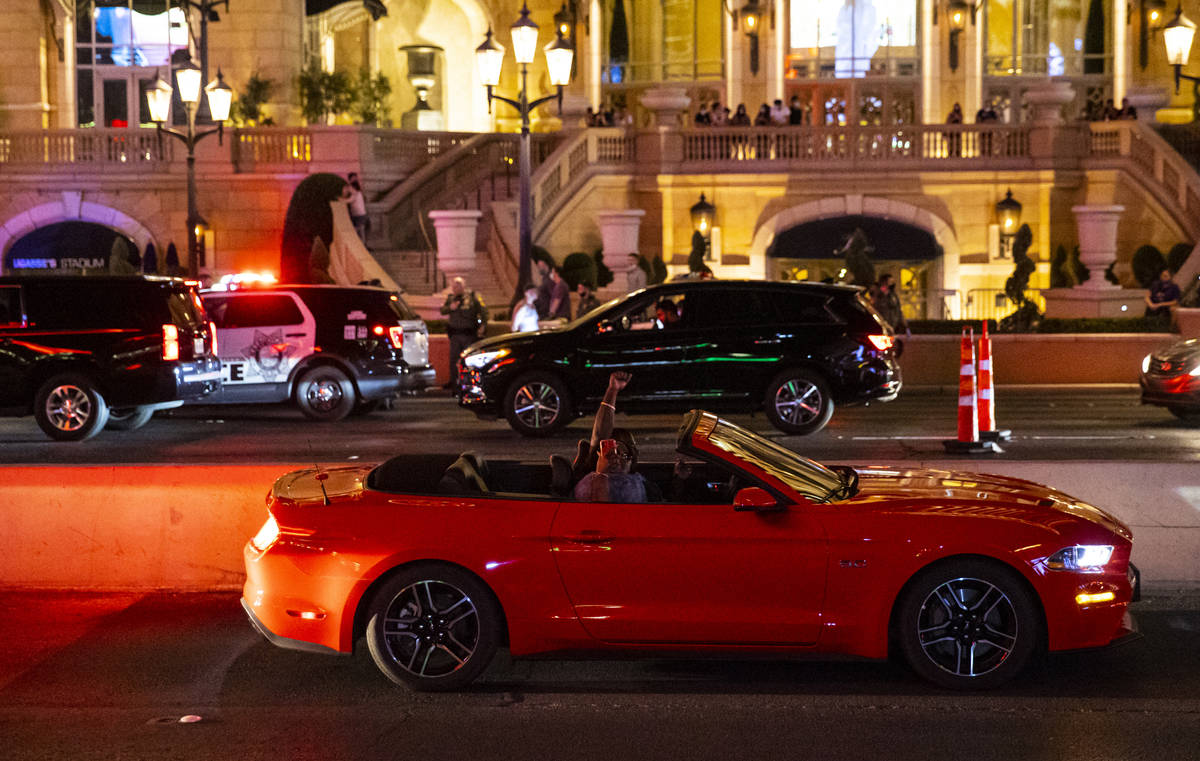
[297, 289, 417, 323]
[167, 286, 207, 328]
[23, 280, 169, 330]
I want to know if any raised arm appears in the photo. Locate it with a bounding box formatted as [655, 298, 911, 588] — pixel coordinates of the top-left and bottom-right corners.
[589, 371, 631, 450]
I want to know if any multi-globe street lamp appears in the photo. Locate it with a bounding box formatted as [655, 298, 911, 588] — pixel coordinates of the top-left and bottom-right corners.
[146, 57, 232, 279]
[476, 2, 574, 301]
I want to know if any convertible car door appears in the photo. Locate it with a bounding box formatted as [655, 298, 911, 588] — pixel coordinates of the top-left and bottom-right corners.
[549, 500, 828, 645]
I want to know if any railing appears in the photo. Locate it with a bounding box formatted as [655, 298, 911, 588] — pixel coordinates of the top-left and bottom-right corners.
[961, 288, 1047, 322]
[1087, 121, 1200, 241]
[531, 128, 636, 233]
[681, 123, 1031, 167]
[0, 128, 171, 169]
[230, 127, 311, 173]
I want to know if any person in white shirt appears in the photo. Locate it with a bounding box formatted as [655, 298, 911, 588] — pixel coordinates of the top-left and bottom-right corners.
[511, 286, 540, 333]
[769, 99, 789, 125]
[625, 253, 647, 292]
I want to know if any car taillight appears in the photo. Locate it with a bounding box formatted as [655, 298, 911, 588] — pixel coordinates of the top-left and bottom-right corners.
[208, 321, 218, 356]
[162, 324, 180, 360]
[866, 334, 895, 351]
[387, 326, 404, 350]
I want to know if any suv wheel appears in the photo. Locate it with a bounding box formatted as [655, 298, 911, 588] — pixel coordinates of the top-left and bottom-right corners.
[34, 374, 110, 441]
[764, 369, 834, 435]
[106, 405, 155, 431]
[294, 366, 356, 422]
[504, 372, 572, 437]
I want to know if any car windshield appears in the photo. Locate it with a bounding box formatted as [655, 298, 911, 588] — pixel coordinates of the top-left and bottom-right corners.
[705, 417, 849, 502]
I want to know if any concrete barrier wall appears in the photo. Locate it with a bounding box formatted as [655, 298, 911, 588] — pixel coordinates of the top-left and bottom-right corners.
[427, 332, 1179, 387]
[0, 463, 1196, 590]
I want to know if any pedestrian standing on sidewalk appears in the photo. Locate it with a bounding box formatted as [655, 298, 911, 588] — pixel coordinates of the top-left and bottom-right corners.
[346, 172, 369, 244]
[440, 276, 488, 389]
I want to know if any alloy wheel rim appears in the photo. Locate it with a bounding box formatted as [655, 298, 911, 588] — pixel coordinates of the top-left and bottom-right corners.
[45, 385, 92, 432]
[307, 379, 343, 412]
[774, 379, 821, 425]
[513, 382, 560, 429]
[916, 576, 1018, 678]
[382, 579, 480, 679]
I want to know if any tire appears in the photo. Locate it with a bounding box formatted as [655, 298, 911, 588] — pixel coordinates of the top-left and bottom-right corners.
[106, 405, 155, 431]
[364, 563, 502, 692]
[1167, 405, 1200, 424]
[294, 366, 356, 422]
[897, 559, 1041, 690]
[764, 368, 834, 435]
[504, 372, 572, 437]
[34, 373, 110, 441]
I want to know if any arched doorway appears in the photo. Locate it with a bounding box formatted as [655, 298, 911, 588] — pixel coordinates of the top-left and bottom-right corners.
[5, 222, 137, 274]
[769, 215, 941, 320]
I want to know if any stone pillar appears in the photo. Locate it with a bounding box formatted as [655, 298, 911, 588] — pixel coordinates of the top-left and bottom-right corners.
[597, 209, 646, 296]
[636, 88, 690, 173]
[1072, 204, 1124, 290]
[428, 210, 482, 286]
[1122, 85, 1170, 121]
[1025, 80, 1075, 125]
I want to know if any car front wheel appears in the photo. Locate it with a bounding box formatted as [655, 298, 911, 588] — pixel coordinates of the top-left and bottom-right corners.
[34, 373, 110, 441]
[364, 563, 502, 692]
[764, 369, 834, 435]
[294, 366, 356, 422]
[504, 372, 572, 436]
[106, 405, 155, 431]
[897, 559, 1040, 690]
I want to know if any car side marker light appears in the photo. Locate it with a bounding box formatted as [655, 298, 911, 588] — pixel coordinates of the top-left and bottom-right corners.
[1076, 591, 1116, 606]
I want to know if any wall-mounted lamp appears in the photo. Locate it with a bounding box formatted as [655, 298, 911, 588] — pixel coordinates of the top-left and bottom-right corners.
[995, 189, 1022, 259]
[691, 194, 716, 259]
[1140, 0, 1169, 69]
[945, 0, 978, 73]
[741, 1, 764, 76]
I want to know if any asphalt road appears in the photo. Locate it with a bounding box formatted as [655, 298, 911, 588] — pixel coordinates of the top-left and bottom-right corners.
[0, 588, 1196, 761]
[0, 386, 1195, 464]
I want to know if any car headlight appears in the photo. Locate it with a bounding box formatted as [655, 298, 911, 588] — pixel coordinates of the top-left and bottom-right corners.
[463, 349, 508, 369]
[1046, 545, 1113, 573]
[1142, 354, 1151, 374]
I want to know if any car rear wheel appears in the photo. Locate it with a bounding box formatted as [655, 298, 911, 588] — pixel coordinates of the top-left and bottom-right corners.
[106, 405, 155, 431]
[1167, 405, 1200, 424]
[365, 564, 502, 692]
[294, 366, 356, 422]
[764, 369, 834, 435]
[897, 559, 1040, 690]
[504, 372, 572, 437]
[34, 373, 110, 441]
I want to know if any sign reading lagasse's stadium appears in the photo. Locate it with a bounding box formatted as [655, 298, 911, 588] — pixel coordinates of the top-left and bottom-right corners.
[9, 256, 108, 271]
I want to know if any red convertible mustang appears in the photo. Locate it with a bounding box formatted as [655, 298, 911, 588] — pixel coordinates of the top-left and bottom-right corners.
[242, 411, 1139, 691]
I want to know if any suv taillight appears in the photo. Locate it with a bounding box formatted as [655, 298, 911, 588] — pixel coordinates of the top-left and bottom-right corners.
[387, 326, 404, 350]
[162, 324, 180, 360]
[209, 321, 218, 356]
[865, 334, 894, 351]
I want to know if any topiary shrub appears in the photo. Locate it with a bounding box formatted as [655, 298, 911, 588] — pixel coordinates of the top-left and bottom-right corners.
[649, 254, 668, 284]
[1132, 245, 1167, 287]
[280, 173, 348, 282]
[561, 252, 597, 289]
[593, 249, 613, 288]
[1167, 242, 1193, 274]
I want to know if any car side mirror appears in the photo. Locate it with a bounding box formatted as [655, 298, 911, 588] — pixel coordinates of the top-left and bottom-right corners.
[733, 486, 783, 512]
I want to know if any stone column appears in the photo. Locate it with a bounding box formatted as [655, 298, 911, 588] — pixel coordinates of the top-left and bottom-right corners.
[1025, 80, 1075, 125]
[1072, 204, 1124, 290]
[428, 210, 482, 286]
[597, 209, 646, 296]
[636, 88, 690, 173]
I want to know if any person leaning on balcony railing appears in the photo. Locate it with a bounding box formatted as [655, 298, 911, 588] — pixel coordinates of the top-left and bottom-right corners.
[1119, 98, 1138, 121]
[711, 101, 728, 126]
[694, 102, 712, 126]
[944, 103, 963, 157]
[730, 104, 751, 126]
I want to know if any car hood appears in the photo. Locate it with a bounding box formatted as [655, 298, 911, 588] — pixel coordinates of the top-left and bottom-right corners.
[467, 326, 573, 353]
[1151, 337, 1200, 364]
[846, 466, 1132, 541]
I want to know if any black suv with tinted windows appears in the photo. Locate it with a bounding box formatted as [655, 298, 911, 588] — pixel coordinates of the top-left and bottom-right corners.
[199, 285, 435, 421]
[458, 280, 901, 436]
[0, 275, 221, 440]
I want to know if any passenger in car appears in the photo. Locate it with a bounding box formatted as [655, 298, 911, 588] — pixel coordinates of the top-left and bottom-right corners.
[572, 438, 649, 502]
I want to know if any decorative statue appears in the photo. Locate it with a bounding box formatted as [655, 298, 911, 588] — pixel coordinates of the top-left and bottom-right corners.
[1000, 224, 1041, 332]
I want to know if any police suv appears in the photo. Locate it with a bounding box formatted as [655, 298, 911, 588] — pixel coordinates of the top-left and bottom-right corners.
[200, 285, 435, 421]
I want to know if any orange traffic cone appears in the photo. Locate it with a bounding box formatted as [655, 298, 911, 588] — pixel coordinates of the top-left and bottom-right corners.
[943, 326, 1001, 454]
[977, 321, 1011, 443]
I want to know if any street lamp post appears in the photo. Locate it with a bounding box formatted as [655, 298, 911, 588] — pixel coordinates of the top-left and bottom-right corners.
[476, 2, 574, 302]
[1163, 5, 1200, 93]
[146, 58, 232, 279]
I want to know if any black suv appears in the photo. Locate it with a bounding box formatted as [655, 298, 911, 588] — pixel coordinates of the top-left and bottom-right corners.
[199, 285, 435, 421]
[458, 280, 901, 435]
[0, 275, 221, 440]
